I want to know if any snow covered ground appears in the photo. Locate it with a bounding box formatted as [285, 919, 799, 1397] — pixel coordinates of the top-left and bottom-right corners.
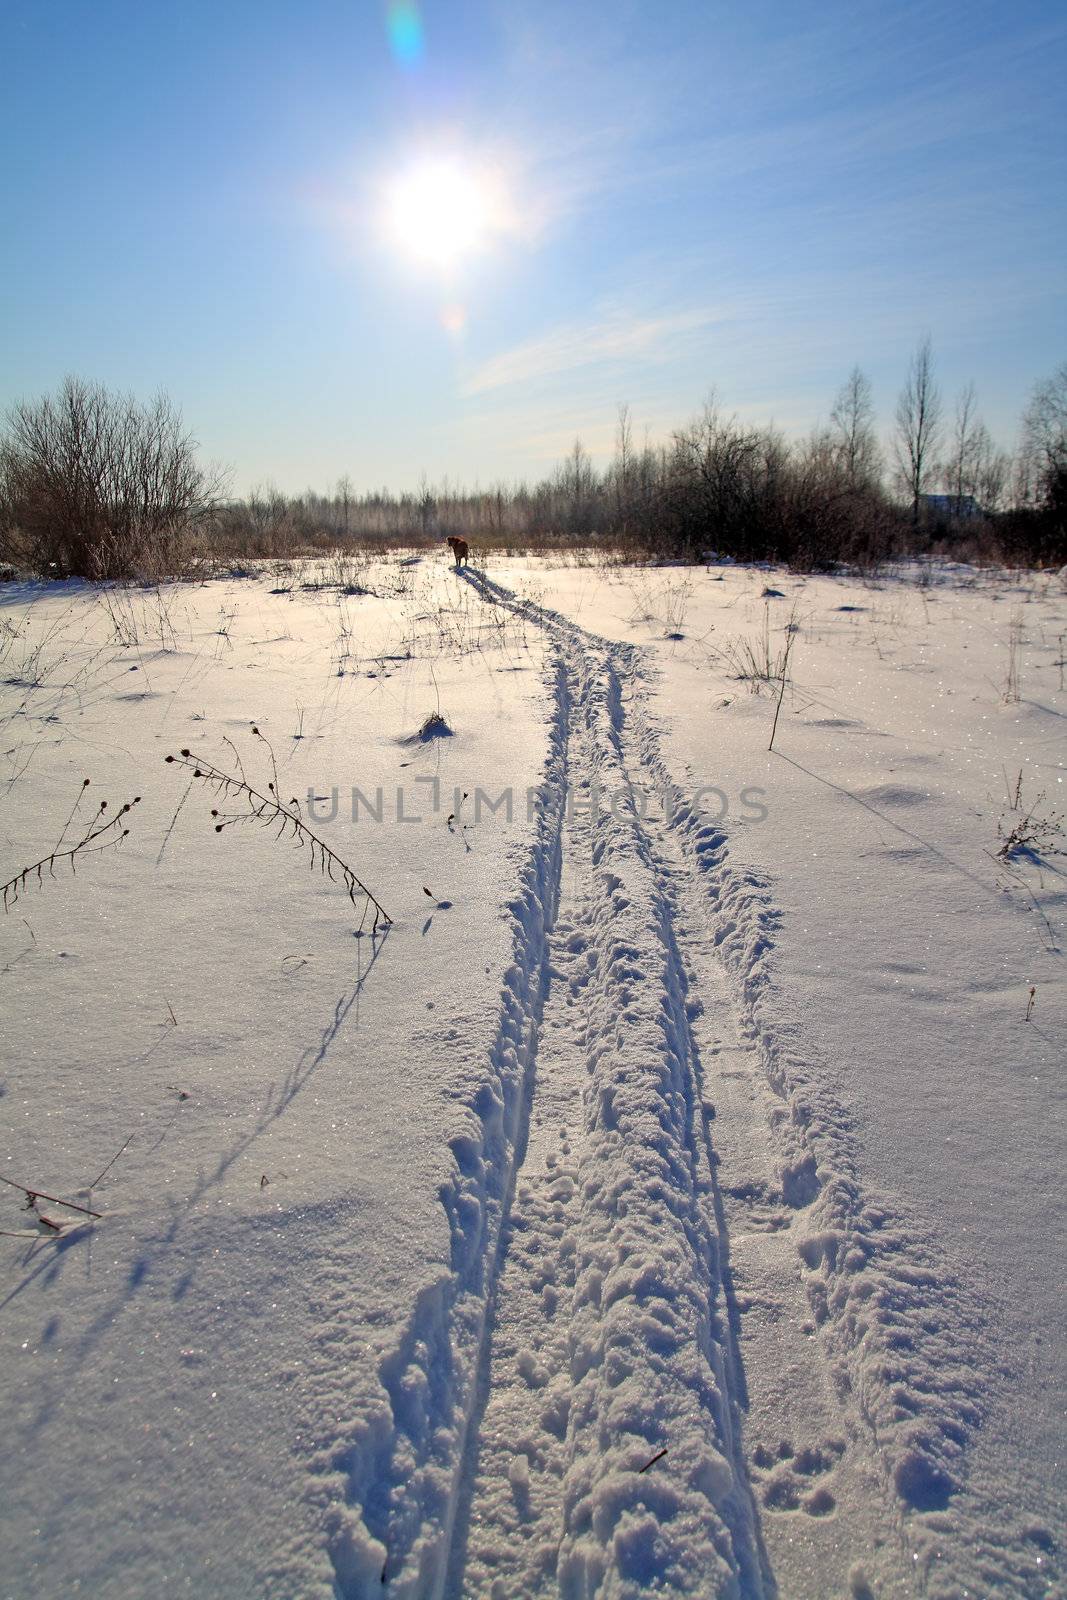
[1, 553, 1064, 1599]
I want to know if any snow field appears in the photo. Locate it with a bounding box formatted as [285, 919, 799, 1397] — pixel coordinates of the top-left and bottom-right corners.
[2, 554, 1064, 1600]
[0, 559, 547, 1598]
[483, 556, 1066, 1600]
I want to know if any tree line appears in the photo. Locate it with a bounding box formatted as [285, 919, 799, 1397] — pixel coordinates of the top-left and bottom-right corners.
[1, 346, 1064, 579]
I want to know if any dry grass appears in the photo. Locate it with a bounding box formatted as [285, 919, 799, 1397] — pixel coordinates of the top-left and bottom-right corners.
[997, 771, 1064, 860]
[712, 600, 800, 692]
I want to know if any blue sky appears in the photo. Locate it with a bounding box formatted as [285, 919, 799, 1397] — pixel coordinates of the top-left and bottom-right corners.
[2, 0, 1065, 493]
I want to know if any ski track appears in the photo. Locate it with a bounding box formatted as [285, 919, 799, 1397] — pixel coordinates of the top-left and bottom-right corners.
[306, 572, 1007, 1600]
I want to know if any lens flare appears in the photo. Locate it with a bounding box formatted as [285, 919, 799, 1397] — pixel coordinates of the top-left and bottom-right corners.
[386, 1, 424, 67]
[440, 302, 467, 336]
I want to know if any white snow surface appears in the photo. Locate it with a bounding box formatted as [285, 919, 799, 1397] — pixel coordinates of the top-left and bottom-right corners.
[1, 553, 1064, 1600]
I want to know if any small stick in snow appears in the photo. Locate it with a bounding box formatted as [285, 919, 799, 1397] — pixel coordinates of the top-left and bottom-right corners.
[1025, 986, 1036, 1022]
[87, 1132, 135, 1191]
[0, 1174, 102, 1218]
[637, 1447, 668, 1473]
[768, 610, 798, 753]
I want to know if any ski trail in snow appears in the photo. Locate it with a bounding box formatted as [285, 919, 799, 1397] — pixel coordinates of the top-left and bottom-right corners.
[443, 571, 989, 1600]
[447, 706, 597, 1596]
[438, 588, 768, 1599]
[314, 571, 991, 1600]
[446, 626, 767, 1597]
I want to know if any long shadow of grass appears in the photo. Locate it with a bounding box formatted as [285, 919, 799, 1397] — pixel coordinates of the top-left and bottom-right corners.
[4, 928, 391, 1435]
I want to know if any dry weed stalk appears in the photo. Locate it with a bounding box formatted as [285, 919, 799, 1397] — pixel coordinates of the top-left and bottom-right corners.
[768, 615, 798, 753]
[2, 779, 141, 912]
[0, 1173, 102, 1219]
[165, 734, 391, 932]
[1004, 611, 1023, 703]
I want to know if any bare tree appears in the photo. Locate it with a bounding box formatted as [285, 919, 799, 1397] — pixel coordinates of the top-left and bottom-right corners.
[0, 376, 227, 577]
[335, 474, 352, 534]
[894, 337, 943, 524]
[830, 367, 881, 490]
[974, 433, 1011, 514]
[417, 473, 436, 539]
[669, 398, 787, 559]
[613, 404, 633, 533]
[1021, 360, 1067, 515]
[558, 437, 595, 537]
[943, 382, 985, 513]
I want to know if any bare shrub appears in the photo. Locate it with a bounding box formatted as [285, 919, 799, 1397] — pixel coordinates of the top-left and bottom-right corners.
[0, 376, 228, 579]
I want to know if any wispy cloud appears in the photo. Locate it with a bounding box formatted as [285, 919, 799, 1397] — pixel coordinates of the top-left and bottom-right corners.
[461, 307, 722, 396]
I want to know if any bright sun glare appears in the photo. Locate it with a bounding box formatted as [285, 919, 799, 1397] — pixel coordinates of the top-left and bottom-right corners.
[385, 157, 500, 270]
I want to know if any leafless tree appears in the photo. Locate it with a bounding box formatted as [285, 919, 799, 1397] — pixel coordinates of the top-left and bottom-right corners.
[1021, 360, 1067, 515]
[894, 337, 943, 524]
[942, 382, 984, 513]
[559, 437, 595, 537]
[335, 474, 352, 534]
[830, 367, 881, 490]
[613, 403, 634, 539]
[417, 473, 437, 539]
[0, 376, 227, 577]
[668, 398, 788, 558]
[975, 432, 1012, 514]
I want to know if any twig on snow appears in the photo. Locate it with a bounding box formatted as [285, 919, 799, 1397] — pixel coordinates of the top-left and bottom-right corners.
[0, 1173, 102, 1218]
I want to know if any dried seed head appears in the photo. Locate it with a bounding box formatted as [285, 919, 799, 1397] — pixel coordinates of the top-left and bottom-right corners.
[215, 823, 224, 833]
[165, 755, 175, 763]
[82, 778, 91, 787]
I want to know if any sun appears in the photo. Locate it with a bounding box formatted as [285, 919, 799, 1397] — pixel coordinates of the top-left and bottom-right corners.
[384, 156, 502, 271]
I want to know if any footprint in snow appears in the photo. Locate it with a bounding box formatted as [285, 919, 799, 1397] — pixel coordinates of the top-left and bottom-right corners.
[750, 1437, 844, 1516]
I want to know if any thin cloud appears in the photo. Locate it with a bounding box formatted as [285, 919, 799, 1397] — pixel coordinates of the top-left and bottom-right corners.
[461, 308, 721, 397]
